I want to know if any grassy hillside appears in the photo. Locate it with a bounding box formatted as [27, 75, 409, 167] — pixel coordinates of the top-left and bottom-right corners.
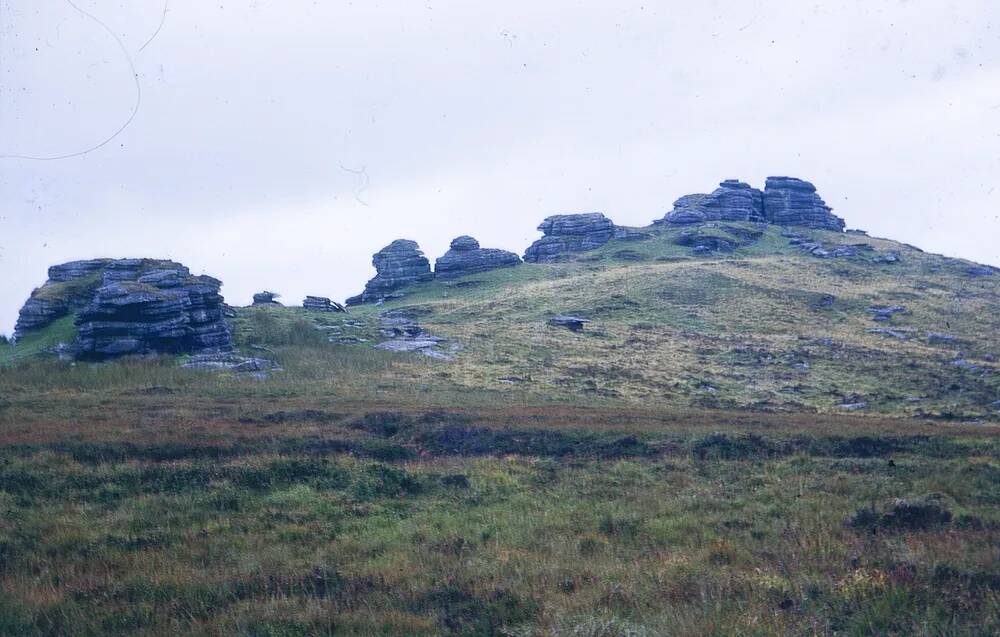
[222, 222, 1000, 421]
[0, 223, 998, 636]
[3, 222, 998, 422]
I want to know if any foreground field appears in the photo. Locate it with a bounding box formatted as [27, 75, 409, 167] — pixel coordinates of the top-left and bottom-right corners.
[0, 395, 997, 636]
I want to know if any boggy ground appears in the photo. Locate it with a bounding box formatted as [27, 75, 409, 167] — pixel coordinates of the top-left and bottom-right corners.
[0, 390, 997, 636]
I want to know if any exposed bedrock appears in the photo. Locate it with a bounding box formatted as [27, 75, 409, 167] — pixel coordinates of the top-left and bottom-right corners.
[434, 236, 522, 279]
[658, 176, 845, 231]
[14, 258, 233, 359]
[346, 239, 434, 306]
[523, 213, 616, 263]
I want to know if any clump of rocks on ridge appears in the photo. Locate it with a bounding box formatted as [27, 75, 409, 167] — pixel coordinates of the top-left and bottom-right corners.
[657, 177, 844, 231]
[15, 258, 233, 359]
[434, 236, 521, 280]
[523, 213, 616, 263]
[346, 239, 433, 306]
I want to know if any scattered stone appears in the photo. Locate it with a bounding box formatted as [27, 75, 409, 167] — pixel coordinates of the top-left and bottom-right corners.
[873, 252, 901, 264]
[846, 229, 869, 236]
[182, 352, 281, 373]
[376, 339, 441, 353]
[346, 239, 433, 305]
[548, 315, 591, 332]
[302, 296, 346, 313]
[867, 328, 912, 341]
[523, 213, 615, 263]
[434, 236, 521, 279]
[252, 291, 283, 307]
[927, 332, 960, 345]
[867, 305, 907, 322]
[839, 401, 869, 411]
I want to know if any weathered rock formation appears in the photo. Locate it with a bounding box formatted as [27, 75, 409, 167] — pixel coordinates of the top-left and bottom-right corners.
[303, 296, 346, 313]
[660, 180, 765, 225]
[346, 239, 433, 306]
[434, 236, 521, 279]
[523, 213, 615, 263]
[252, 291, 283, 307]
[659, 177, 845, 231]
[764, 176, 844, 231]
[14, 258, 233, 359]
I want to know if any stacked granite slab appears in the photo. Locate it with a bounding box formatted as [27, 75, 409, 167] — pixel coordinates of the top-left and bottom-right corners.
[434, 236, 521, 279]
[523, 213, 616, 263]
[660, 180, 765, 225]
[659, 176, 845, 231]
[763, 176, 844, 231]
[14, 258, 233, 359]
[346, 239, 434, 306]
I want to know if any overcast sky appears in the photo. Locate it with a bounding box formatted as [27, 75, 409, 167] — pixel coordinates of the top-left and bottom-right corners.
[1, 0, 999, 334]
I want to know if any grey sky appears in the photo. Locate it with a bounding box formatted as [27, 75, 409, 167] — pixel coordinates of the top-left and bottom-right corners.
[1, 0, 998, 334]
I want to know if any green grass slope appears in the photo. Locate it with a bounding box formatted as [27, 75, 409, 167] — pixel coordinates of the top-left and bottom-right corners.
[3, 222, 998, 421]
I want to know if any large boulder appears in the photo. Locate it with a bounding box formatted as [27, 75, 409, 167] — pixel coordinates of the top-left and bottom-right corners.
[14, 258, 233, 359]
[346, 239, 434, 306]
[763, 176, 845, 231]
[434, 236, 521, 280]
[523, 213, 615, 263]
[660, 180, 764, 225]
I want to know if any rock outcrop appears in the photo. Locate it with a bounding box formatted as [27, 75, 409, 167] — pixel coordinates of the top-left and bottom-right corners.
[303, 296, 346, 313]
[252, 291, 283, 307]
[523, 213, 615, 263]
[763, 177, 844, 231]
[14, 258, 233, 359]
[659, 180, 765, 225]
[434, 236, 521, 279]
[346, 239, 433, 306]
[659, 177, 845, 231]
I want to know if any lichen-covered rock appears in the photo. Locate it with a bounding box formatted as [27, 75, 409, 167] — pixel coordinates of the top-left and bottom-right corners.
[434, 236, 521, 280]
[303, 296, 346, 313]
[252, 291, 283, 307]
[523, 213, 615, 263]
[346, 239, 433, 305]
[660, 180, 764, 225]
[764, 176, 845, 231]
